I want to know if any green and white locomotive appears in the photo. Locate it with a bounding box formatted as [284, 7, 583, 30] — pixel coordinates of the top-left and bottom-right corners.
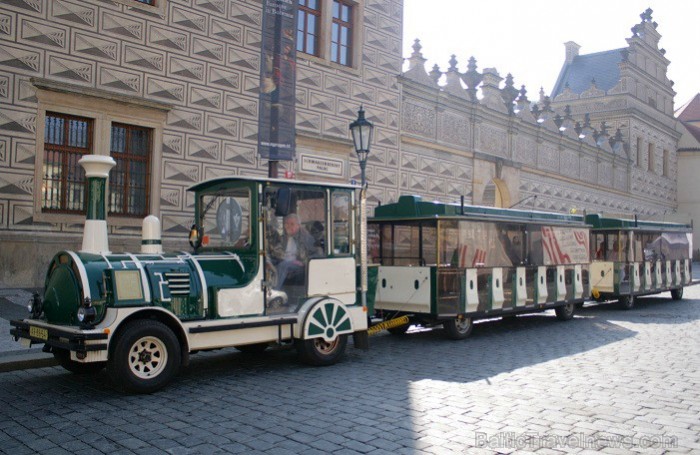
[366, 195, 591, 338]
[11, 155, 369, 393]
[587, 214, 692, 309]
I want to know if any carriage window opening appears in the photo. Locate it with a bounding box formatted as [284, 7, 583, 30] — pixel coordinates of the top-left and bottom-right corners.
[421, 223, 437, 266]
[632, 233, 643, 263]
[393, 224, 421, 266]
[368, 223, 381, 264]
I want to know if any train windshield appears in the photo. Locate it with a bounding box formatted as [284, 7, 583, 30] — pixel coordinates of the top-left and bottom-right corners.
[198, 187, 252, 250]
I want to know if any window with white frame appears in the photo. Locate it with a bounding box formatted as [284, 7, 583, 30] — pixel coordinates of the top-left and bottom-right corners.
[330, 0, 353, 66]
[296, 0, 359, 68]
[297, 0, 321, 56]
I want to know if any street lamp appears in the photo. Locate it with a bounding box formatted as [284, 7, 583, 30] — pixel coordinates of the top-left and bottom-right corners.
[349, 106, 374, 314]
[349, 106, 374, 188]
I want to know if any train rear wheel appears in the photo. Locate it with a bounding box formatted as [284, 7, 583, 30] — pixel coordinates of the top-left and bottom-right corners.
[617, 295, 634, 310]
[108, 320, 181, 394]
[671, 288, 684, 301]
[443, 316, 473, 340]
[296, 335, 347, 366]
[555, 303, 575, 321]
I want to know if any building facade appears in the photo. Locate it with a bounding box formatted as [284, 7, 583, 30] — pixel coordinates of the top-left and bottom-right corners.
[0, 0, 403, 286]
[676, 94, 700, 257]
[0, 2, 682, 287]
[397, 8, 680, 218]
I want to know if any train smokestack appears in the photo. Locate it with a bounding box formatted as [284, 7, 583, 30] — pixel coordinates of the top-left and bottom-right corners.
[78, 155, 116, 254]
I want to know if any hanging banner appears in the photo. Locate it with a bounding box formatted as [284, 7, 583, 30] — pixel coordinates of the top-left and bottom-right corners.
[258, 0, 297, 161]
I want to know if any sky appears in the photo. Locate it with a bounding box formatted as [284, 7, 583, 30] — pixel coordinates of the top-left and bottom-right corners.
[402, 0, 700, 110]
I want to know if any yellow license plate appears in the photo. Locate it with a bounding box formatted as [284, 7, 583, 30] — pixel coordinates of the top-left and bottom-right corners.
[29, 326, 48, 341]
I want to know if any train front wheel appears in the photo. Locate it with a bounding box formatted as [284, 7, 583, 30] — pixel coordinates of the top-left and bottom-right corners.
[443, 316, 473, 340]
[108, 320, 182, 394]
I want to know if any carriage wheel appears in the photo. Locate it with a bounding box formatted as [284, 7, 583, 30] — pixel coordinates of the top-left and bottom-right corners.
[671, 287, 684, 301]
[555, 303, 576, 320]
[443, 316, 473, 340]
[617, 295, 635, 310]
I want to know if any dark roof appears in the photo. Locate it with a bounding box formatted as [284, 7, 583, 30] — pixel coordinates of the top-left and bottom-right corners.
[551, 49, 624, 98]
[676, 94, 700, 121]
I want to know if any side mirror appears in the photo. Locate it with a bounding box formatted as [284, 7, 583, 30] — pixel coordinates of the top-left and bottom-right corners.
[189, 224, 202, 251]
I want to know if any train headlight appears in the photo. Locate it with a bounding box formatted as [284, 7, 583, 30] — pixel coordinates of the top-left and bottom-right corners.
[77, 298, 96, 325]
[28, 293, 43, 318]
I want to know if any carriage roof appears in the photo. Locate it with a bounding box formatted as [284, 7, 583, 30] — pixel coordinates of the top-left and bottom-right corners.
[371, 195, 588, 227]
[585, 214, 692, 232]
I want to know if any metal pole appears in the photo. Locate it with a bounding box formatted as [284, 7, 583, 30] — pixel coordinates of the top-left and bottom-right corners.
[359, 160, 368, 309]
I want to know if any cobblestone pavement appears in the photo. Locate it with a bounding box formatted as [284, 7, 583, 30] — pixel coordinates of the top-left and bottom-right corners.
[1, 288, 698, 454]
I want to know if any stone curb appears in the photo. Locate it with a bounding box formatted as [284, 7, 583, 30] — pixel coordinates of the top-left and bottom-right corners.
[0, 350, 57, 373]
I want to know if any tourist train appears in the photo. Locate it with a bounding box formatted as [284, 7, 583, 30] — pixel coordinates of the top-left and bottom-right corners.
[11, 165, 693, 392]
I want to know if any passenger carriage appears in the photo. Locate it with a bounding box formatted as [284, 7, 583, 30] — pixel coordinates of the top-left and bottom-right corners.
[586, 214, 693, 309]
[366, 196, 591, 339]
[11, 161, 369, 393]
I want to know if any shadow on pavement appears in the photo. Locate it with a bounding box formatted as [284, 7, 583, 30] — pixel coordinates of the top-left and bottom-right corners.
[578, 292, 700, 324]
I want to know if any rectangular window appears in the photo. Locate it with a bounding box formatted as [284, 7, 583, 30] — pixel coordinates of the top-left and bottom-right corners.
[109, 123, 152, 218]
[42, 113, 92, 214]
[134, 0, 154, 4]
[648, 143, 655, 172]
[663, 149, 669, 177]
[297, 0, 320, 56]
[636, 137, 643, 167]
[331, 0, 352, 66]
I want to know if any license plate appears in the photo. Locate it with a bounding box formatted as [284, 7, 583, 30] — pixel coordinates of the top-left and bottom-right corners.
[29, 326, 48, 341]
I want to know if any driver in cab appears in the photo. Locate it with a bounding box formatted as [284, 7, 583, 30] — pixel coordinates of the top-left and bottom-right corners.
[269, 214, 322, 289]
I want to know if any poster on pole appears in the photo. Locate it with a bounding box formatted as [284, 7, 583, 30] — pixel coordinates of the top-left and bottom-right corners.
[258, 0, 297, 161]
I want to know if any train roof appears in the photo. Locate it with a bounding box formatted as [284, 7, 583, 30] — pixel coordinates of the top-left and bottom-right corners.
[371, 195, 588, 226]
[188, 175, 359, 192]
[585, 213, 692, 232]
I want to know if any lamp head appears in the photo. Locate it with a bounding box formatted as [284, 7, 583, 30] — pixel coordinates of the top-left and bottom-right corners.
[349, 106, 374, 168]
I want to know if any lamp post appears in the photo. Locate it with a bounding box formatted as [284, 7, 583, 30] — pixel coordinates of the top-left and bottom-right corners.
[349, 106, 374, 311]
